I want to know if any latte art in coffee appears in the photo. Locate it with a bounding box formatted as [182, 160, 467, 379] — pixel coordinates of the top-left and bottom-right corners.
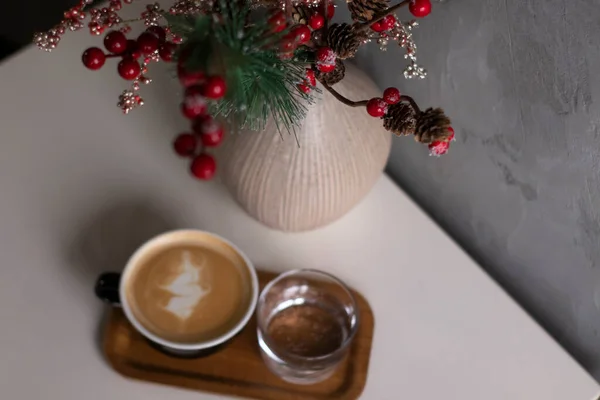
[161, 252, 211, 320]
[125, 235, 252, 344]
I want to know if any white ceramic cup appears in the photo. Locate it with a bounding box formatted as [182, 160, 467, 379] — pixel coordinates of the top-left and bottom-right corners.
[95, 230, 259, 357]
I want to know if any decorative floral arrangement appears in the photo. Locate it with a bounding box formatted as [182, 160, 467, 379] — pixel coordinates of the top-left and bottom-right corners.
[34, 0, 454, 180]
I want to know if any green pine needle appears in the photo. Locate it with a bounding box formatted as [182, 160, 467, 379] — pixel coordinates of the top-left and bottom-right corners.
[165, 0, 317, 134]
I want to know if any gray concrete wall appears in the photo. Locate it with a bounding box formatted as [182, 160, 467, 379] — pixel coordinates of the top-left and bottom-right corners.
[351, 0, 600, 378]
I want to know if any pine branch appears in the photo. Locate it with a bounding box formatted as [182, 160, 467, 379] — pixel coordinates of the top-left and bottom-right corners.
[162, 14, 197, 37]
[167, 0, 316, 133]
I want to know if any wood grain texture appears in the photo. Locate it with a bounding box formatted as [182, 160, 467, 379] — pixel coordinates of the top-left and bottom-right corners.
[103, 270, 375, 400]
[216, 63, 392, 232]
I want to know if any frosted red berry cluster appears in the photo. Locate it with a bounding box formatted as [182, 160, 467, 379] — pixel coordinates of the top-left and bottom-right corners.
[315, 47, 337, 73]
[366, 86, 455, 157]
[174, 59, 227, 180]
[81, 26, 177, 78]
[370, 15, 397, 33]
[429, 127, 455, 157]
[35, 0, 451, 181]
[297, 69, 317, 94]
[266, 5, 335, 96]
[80, 25, 180, 115]
[268, 2, 334, 61]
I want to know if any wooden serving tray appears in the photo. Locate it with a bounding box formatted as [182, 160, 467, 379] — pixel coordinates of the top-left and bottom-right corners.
[103, 270, 375, 400]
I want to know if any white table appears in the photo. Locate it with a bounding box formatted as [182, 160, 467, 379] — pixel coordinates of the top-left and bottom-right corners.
[0, 27, 598, 400]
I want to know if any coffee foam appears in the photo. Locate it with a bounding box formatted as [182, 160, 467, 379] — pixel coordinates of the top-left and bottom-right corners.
[125, 231, 253, 344]
[161, 251, 212, 320]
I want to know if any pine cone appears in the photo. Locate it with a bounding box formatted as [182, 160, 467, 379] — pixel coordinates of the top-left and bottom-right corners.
[292, 5, 310, 24]
[327, 23, 368, 59]
[315, 59, 345, 85]
[347, 0, 389, 22]
[383, 103, 417, 136]
[414, 108, 452, 144]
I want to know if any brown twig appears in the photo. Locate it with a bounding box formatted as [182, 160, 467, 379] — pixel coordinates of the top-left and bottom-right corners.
[323, 0, 330, 38]
[248, 0, 278, 7]
[400, 94, 421, 113]
[354, 0, 411, 32]
[117, 17, 144, 25]
[322, 84, 369, 107]
[284, 0, 292, 19]
[323, 84, 423, 115]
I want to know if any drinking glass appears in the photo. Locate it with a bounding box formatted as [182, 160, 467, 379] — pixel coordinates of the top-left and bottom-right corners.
[256, 269, 359, 384]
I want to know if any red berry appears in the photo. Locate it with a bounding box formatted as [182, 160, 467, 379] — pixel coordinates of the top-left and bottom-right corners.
[88, 22, 105, 35]
[366, 98, 388, 117]
[198, 119, 224, 147]
[429, 140, 450, 156]
[371, 21, 386, 32]
[297, 83, 311, 94]
[190, 153, 217, 180]
[185, 85, 203, 98]
[103, 31, 127, 54]
[315, 47, 336, 72]
[308, 14, 325, 30]
[137, 32, 159, 55]
[280, 36, 297, 53]
[447, 126, 455, 142]
[316, 47, 336, 64]
[181, 85, 207, 119]
[381, 15, 397, 30]
[146, 26, 166, 42]
[178, 64, 205, 87]
[126, 39, 142, 59]
[158, 42, 177, 61]
[305, 69, 316, 86]
[192, 114, 213, 133]
[82, 47, 106, 70]
[409, 0, 432, 18]
[181, 102, 205, 119]
[269, 11, 287, 33]
[201, 76, 227, 99]
[383, 87, 401, 104]
[291, 25, 311, 44]
[317, 63, 336, 73]
[117, 57, 141, 80]
[173, 133, 197, 157]
[327, 3, 335, 19]
[110, 0, 122, 11]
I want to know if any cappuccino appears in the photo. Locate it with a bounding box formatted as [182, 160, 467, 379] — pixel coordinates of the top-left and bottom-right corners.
[124, 233, 253, 344]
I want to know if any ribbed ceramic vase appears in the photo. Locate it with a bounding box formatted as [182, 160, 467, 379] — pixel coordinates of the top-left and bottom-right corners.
[217, 63, 392, 232]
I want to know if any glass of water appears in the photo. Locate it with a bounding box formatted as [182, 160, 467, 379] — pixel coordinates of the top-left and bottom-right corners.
[256, 269, 359, 384]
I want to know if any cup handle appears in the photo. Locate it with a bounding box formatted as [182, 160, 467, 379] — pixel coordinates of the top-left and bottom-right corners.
[95, 272, 122, 306]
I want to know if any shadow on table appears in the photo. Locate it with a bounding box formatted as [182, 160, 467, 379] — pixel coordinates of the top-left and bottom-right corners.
[0, 36, 20, 61]
[65, 199, 178, 354]
[67, 199, 178, 283]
